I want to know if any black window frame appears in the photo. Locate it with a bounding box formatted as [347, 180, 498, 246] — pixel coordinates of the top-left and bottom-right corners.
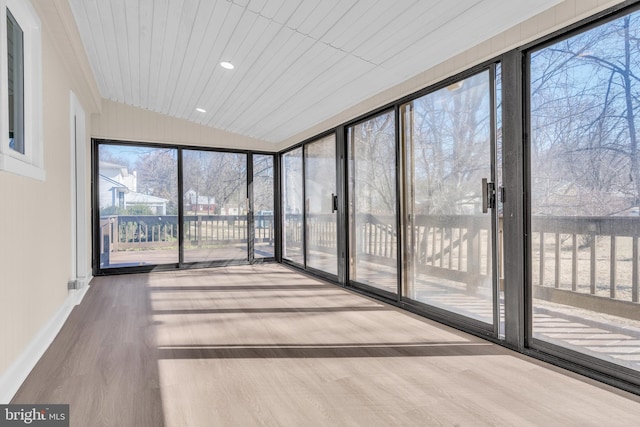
[92, 138, 277, 276]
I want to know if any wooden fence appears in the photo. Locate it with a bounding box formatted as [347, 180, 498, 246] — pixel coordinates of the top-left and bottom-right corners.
[287, 213, 640, 318]
[406, 214, 494, 287]
[531, 216, 640, 320]
[100, 214, 274, 252]
[284, 213, 492, 285]
[100, 212, 640, 319]
[283, 214, 339, 254]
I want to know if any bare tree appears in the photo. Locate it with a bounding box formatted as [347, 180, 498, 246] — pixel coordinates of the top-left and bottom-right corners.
[183, 151, 247, 215]
[408, 71, 491, 215]
[530, 12, 640, 216]
[135, 148, 178, 214]
[350, 111, 396, 215]
[253, 155, 274, 213]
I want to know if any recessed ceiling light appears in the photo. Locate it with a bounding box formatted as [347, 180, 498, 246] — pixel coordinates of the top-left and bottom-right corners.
[220, 61, 234, 70]
[196, 107, 206, 113]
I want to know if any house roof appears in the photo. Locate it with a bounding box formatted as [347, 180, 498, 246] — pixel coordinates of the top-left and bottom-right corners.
[99, 174, 128, 191]
[99, 160, 130, 177]
[125, 192, 169, 205]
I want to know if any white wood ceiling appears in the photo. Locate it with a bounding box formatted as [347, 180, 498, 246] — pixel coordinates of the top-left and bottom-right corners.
[69, 0, 561, 144]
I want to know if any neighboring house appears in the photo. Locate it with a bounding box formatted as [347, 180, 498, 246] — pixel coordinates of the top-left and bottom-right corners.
[123, 191, 169, 215]
[100, 160, 137, 190]
[220, 204, 246, 216]
[99, 161, 168, 215]
[99, 174, 128, 210]
[184, 189, 216, 213]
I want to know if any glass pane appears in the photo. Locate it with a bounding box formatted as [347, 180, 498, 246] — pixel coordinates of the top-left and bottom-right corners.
[530, 10, 640, 371]
[98, 144, 179, 268]
[305, 135, 338, 275]
[7, 9, 24, 154]
[348, 111, 397, 293]
[253, 154, 275, 259]
[402, 71, 494, 324]
[496, 63, 505, 337]
[282, 148, 304, 264]
[183, 150, 247, 263]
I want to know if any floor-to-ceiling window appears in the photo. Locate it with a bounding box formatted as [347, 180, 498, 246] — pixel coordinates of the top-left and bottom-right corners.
[253, 154, 275, 259]
[529, 8, 640, 375]
[95, 140, 274, 273]
[97, 144, 179, 268]
[280, 134, 339, 277]
[348, 111, 398, 294]
[282, 147, 304, 264]
[305, 134, 338, 276]
[182, 150, 248, 263]
[401, 70, 497, 326]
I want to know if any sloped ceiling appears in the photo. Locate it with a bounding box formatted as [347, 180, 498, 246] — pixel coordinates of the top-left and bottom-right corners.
[69, 0, 561, 144]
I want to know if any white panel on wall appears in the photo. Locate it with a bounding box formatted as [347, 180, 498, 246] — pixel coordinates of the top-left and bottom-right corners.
[69, 0, 570, 144]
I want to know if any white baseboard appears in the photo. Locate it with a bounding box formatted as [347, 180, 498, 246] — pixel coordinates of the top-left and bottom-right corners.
[0, 282, 91, 404]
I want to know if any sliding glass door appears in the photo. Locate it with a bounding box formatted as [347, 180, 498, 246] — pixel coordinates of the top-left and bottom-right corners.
[182, 150, 248, 263]
[253, 154, 275, 259]
[282, 148, 304, 264]
[529, 9, 640, 373]
[348, 111, 398, 294]
[280, 135, 339, 277]
[401, 71, 497, 326]
[305, 135, 338, 275]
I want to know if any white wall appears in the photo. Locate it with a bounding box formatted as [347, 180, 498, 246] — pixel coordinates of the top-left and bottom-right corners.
[92, 99, 274, 152]
[0, 0, 99, 401]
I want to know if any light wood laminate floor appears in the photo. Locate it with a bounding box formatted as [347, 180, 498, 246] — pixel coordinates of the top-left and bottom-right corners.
[12, 264, 640, 426]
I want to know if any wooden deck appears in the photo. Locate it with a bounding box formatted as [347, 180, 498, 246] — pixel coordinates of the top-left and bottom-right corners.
[102, 244, 274, 268]
[12, 264, 640, 426]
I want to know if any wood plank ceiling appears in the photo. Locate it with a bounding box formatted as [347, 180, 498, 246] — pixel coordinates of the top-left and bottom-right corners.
[69, 0, 561, 144]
